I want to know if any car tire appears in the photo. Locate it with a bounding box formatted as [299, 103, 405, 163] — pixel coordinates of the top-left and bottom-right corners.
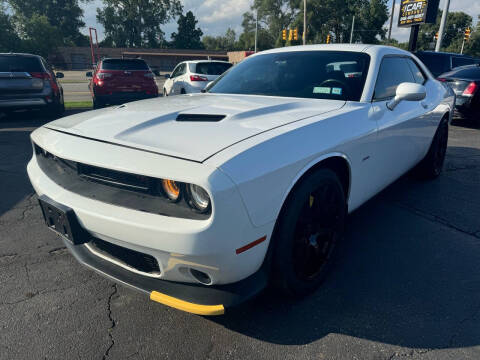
[181, 88, 186, 94]
[271, 168, 346, 297]
[93, 98, 104, 110]
[47, 102, 65, 119]
[415, 116, 448, 179]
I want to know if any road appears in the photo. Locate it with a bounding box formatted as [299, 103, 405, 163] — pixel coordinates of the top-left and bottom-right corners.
[61, 78, 167, 102]
[0, 111, 479, 359]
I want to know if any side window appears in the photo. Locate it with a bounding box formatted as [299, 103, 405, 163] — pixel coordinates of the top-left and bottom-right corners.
[171, 64, 182, 78]
[406, 58, 426, 84]
[178, 63, 186, 76]
[373, 57, 415, 100]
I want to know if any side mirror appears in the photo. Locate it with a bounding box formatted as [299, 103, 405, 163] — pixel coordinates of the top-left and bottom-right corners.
[202, 81, 214, 93]
[55, 72, 64, 78]
[387, 82, 426, 110]
[153, 70, 160, 76]
[164, 74, 170, 79]
[86, 71, 93, 77]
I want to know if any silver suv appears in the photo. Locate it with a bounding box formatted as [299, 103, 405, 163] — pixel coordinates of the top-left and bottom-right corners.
[0, 53, 65, 117]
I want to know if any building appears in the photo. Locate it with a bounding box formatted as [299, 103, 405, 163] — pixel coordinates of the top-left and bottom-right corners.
[227, 51, 255, 64]
[50, 47, 229, 71]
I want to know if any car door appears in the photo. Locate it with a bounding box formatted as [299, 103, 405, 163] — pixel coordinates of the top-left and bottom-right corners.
[168, 63, 186, 95]
[164, 64, 180, 95]
[371, 56, 431, 186]
[171, 63, 187, 95]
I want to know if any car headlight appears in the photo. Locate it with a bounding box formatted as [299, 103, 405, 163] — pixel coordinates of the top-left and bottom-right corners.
[187, 184, 211, 212]
[162, 179, 181, 201]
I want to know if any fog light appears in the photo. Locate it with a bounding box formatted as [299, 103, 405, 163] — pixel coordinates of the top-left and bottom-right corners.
[190, 268, 212, 285]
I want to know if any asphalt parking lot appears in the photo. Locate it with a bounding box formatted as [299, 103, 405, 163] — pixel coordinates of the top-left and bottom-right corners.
[0, 109, 479, 359]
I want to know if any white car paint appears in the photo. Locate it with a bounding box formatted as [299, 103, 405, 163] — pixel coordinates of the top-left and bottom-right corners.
[163, 60, 231, 96]
[27, 44, 454, 289]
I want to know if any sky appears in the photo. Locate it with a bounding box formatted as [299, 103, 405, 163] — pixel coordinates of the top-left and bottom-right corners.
[81, 0, 480, 43]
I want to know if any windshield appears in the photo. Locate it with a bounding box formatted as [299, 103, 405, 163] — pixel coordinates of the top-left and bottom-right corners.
[208, 51, 370, 101]
[101, 59, 149, 70]
[193, 62, 232, 75]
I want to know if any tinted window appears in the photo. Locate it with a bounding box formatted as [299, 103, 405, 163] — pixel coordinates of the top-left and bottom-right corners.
[172, 63, 186, 77]
[0, 56, 44, 72]
[374, 57, 415, 100]
[209, 51, 370, 101]
[452, 56, 475, 69]
[101, 59, 149, 70]
[193, 62, 232, 75]
[445, 66, 480, 80]
[415, 53, 450, 77]
[406, 58, 426, 84]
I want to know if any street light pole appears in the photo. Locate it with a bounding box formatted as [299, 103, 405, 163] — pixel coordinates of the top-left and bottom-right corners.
[255, 9, 258, 53]
[303, 0, 307, 45]
[387, 0, 396, 43]
[350, 15, 355, 43]
[435, 0, 450, 52]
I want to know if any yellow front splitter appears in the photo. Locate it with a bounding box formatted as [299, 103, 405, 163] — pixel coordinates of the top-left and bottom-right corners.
[150, 290, 225, 316]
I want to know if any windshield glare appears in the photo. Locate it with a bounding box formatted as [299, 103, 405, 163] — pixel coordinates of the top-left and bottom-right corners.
[209, 51, 370, 101]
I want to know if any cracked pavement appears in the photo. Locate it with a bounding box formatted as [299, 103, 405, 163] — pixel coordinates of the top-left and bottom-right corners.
[0, 111, 479, 359]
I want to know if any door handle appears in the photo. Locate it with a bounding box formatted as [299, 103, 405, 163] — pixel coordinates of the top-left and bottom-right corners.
[420, 101, 428, 109]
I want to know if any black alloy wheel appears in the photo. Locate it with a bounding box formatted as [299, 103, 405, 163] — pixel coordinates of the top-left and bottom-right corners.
[271, 168, 346, 297]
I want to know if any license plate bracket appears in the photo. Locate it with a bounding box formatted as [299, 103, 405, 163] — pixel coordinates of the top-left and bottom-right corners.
[38, 196, 88, 245]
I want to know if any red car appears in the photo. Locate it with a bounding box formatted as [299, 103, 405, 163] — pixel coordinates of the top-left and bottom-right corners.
[87, 58, 158, 109]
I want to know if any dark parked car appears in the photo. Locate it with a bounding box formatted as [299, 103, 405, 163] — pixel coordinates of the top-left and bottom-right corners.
[87, 58, 158, 109]
[0, 53, 64, 117]
[438, 64, 480, 120]
[415, 51, 478, 78]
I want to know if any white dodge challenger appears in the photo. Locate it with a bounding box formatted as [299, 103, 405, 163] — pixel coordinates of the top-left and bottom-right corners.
[27, 45, 454, 315]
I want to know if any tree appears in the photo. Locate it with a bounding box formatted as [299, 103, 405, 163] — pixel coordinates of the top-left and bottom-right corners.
[237, 10, 276, 51]
[171, 11, 204, 49]
[290, 0, 388, 44]
[18, 14, 63, 57]
[202, 28, 238, 50]
[463, 15, 480, 57]
[416, 11, 473, 52]
[97, 0, 182, 48]
[0, 4, 21, 52]
[6, 0, 90, 46]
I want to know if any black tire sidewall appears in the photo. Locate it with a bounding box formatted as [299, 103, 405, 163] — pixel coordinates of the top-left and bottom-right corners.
[419, 117, 449, 179]
[271, 168, 346, 297]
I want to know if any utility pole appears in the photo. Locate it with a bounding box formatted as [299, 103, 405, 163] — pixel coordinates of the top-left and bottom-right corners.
[387, 0, 396, 43]
[254, 9, 258, 53]
[435, 0, 450, 52]
[350, 15, 355, 44]
[303, 0, 307, 45]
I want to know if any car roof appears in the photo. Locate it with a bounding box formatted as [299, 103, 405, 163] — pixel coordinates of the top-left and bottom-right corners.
[185, 60, 230, 64]
[255, 44, 412, 58]
[0, 52, 42, 58]
[101, 58, 147, 61]
[416, 50, 474, 58]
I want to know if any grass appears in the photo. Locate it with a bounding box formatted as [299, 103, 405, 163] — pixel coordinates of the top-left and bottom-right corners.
[65, 101, 92, 110]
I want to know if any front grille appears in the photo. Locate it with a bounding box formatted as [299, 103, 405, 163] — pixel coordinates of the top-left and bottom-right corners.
[89, 238, 160, 275]
[33, 143, 210, 220]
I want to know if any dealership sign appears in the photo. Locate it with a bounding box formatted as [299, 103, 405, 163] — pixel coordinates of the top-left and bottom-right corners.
[398, 0, 429, 27]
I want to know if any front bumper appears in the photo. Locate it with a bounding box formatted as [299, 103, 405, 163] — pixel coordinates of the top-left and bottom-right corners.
[62, 234, 268, 315]
[27, 126, 274, 313]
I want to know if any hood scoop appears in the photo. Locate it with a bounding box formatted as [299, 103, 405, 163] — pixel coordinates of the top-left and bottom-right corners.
[176, 114, 225, 122]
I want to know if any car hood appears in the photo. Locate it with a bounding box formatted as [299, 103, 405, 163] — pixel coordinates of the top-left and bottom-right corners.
[45, 94, 345, 162]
